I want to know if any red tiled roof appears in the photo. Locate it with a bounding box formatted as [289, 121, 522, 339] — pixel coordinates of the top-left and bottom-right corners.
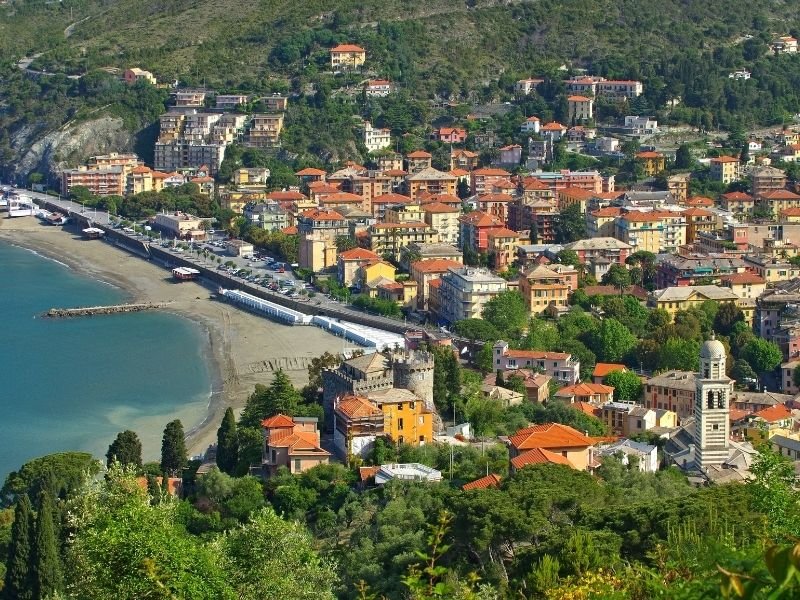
[720, 272, 765, 285]
[295, 167, 326, 176]
[479, 192, 514, 202]
[452, 149, 478, 157]
[267, 191, 305, 201]
[567, 95, 592, 102]
[462, 473, 502, 490]
[359, 466, 380, 481]
[729, 408, 751, 422]
[473, 168, 511, 176]
[503, 349, 570, 360]
[339, 247, 380, 261]
[372, 193, 413, 204]
[486, 227, 520, 239]
[301, 208, 345, 221]
[511, 448, 574, 469]
[559, 186, 595, 199]
[591, 207, 623, 218]
[130, 166, 151, 174]
[762, 189, 800, 200]
[508, 423, 594, 451]
[593, 363, 627, 378]
[541, 122, 567, 131]
[406, 150, 432, 158]
[331, 44, 365, 53]
[556, 382, 614, 397]
[752, 404, 792, 423]
[781, 208, 800, 217]
[411, 258, 463, 273]
[721, 191, 754, 201]
[383, 169, 408, 177]
[459, 210, 504, 227]
[683, 207, 713, 216]
[685, 196, 714, 206]
[635, 151, 664, 159]
[321, 192, 364, 203]
[336, 395, 381, 419]
[261, 414, 295, 428]
[450, 168, 470, 177]
[710, 155, 739, 163]
[426, 193, 463, 205]
[269, 431, 330, 456]
[573, 402, 601, 418]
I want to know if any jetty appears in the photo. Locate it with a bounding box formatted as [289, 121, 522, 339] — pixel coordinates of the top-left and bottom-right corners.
[44, 302, 168, 318]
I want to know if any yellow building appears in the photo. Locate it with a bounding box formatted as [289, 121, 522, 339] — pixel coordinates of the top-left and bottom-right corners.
[614, 210, 686, 253]
[126, 166, 169, 195]
[666, 173, 690, 203]
[519, 264, 572, 315]
[683, 207, 715, 244]
[648, 285, 748, 321]
[635, 151, 666, 177]
[299, 231, 337, 272]
[759, 189, 800, 216]
[486, 227, 522, 272]
[743, 255, 800, 283]
[367, 221, 439, 258]
[719, 273, 767, 300]
[567, 95, 594, 122]
[405, 167, 458, 200]
[720, 191, 755, 217]
[330, 44, 366, 69]
[356, 260, 397, 296]
[709, 155, 741, 184]
[377, 280, 418, 307]
[366, 388, 434, 446]
[421, 202, 460, 246]
[587, 207, 622, 238]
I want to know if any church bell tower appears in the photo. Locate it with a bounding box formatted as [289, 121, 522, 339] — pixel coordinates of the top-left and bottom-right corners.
[693, 334, 732, 469]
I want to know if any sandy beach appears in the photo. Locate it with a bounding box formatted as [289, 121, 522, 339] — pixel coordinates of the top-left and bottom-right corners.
[0, 216, 346, 457]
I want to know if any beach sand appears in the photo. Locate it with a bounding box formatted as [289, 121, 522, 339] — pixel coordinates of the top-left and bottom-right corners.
[0, 217, 346, 457]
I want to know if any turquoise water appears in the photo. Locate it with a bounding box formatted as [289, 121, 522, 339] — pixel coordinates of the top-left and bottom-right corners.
[0, 241, 211, 480]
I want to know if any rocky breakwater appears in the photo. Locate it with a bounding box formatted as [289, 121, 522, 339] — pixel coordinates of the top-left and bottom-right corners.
[44, 302, 168, 318]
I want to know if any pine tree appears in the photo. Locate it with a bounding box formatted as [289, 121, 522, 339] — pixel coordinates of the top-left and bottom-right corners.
[31, 490, 63, 599]
[3, 495, 34, 600]
[216, 407, 239, 475]
[106, 430, 143, 468]
[160, 419, 187, 476]
[239, 370, 301, 428]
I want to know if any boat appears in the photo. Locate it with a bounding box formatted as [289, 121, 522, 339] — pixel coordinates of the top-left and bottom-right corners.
[172, 266, 201, 281]
[6, 194, 37, 217]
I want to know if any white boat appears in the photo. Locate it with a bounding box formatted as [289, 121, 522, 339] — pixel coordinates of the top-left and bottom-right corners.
[7, 194, 36, 217]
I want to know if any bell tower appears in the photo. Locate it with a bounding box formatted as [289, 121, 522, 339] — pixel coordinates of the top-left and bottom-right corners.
[693, 333, 732, 469]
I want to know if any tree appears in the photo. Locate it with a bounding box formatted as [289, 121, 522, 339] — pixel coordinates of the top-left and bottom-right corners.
[740, 338, 783, 375]
[31, 490, 62, 599]
[554, 204, 586, 243]
[731, 359, 758, 388]
[604, 370, 643, 403]
[587, 318, 636, 363]
[160, 420, 187, 477]
[452, 318, 500, 342]
[601, 264, 631, 294]
[431, 345, 460, 412]
[714, 302, 744, 336]
[240, 370, 302, 428]
[2, 452, 101, 508]
[674, 144, 693, 169]
[217, 506, 337, 599]
[556, 249, 581, 267]
[749, 448, 800, 540]
[475, 342, 494, 375]
[106, 430, 143, 469]
[481, 290, 528, 338]
[659, 337, 701, 371]
[3, 494, 34, 600]
[216, 408, 239, 476]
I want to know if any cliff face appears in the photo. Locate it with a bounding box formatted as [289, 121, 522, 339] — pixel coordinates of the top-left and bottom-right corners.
[10, 117, 134, 180]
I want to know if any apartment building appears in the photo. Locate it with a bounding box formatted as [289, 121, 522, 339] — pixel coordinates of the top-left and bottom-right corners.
[405, 167, 457, 200]
[367, 221, 438, 258]
[709, 156, 740, 184]
[421, 202, 460, 245]
[410, 258, 464, 311]
[720, 191, 755, 216]
[363, 121, 392, 153]
[635, 151, 666, 177]
[433, 267, 507, 323]
[567, 95, 594, 121]
[751, 166, 787, 198]
[493, 341, 580, 385]
[330, 44, 366, 69]
[61, 166, 125, 197]
[153, 211, 205, 240]
[124, 68, 156, 85]
[518, 264, 573, 315]
[458, 210, 504, 253]
[244, 113, 284, 148]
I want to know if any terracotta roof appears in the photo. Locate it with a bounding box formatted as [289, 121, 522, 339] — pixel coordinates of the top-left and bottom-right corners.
[382, 169, 408, 176]
[462, 473, 502, 490]
[683, 207, 713, 216]
[591, 207, 623, 218]
[321, 192, 364, 203]
[486, 227, 520, 239]
[620, 211, 661, 222]
[472, 168, 511, 176]
[721, 191, 754, 201]
[523, 179, 550, 191]
[479, 192, 514, 202]
[301, 208, 344, 221]
[752, 404, 792, 423]
[295, 167, 326, 176]
[781, 208, 800, 217]
[526, 116, 540, 122]
[130, 165, 151, 174]
[372, 193, 413, 204]
[339, 247, 380, 260]
[267, 191, 306, 201]
[556, 382, 615, 397]
[359, 466, 380, 481]
[542, 122, 567, 131]
[710, 155, 739, 163]
[452, 149, 478, 157]
[269, 431, 330, 455]
[559, 186, 595, 199]
[492, 179, 517, 189]
[151, 171, 171, 179]
[685, 196, 714, 206]
[459, 210, 504, 227]
[635, 151, 664, 159]
[450, 168, 470, 177]
[191, 176, 214, 183]
[378, 280, 403, 290]
[411, 258, 463, 273]
[720, 272, 766, 285]
[593, 363, 627, 378]
[508, 423, 594, 451]
[281, 225, 298, 235]
[406, 150, 432, 158]
[567, 95, 592, 102]
[429, 278, 443, 289]
[309, 183, 341, 195]
[511, 448, 574, 469]
[421, 202, 460, 214]
[261, 414, 295, 428]
[336, 395, 381, 419]
[426, 193, 463, 205]
[729, 408, 751, 422]
[573, 402, 601, 418]
[331, 44, 365, 53]
[762, 189, 800, 200]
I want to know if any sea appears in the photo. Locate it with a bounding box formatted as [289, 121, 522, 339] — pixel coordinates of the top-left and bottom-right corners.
[0, 241, 212, 480]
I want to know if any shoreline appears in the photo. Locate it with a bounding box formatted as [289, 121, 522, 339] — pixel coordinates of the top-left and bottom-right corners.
[0, 217, 346, 459]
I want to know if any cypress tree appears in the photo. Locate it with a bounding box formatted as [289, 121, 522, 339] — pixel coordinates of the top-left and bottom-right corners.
[160, 419, 187, 476]
[216, 407, 239, 475]
[495, 369, 505, 386]
[106, 430, 143, 469]
[3, 495, 34, 600]
[146, 474, 160, 505]
[31, 490, 63, 599]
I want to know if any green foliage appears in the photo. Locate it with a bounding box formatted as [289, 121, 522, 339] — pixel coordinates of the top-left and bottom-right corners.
[587, 318, 636, 363]
[452, 319, 501, 343]
[216, 408, 239, 476]
[740, 338, 783, 375]
[3, 495, 34, 600]
[600, 263, 631, 293]
[160, 420, 187, 477]
[659, 337, 701, 371]
[554, 204, 586, 243]
[31, 491, 62, 599]
[481, 291, 528, 339]
[106, 430, 143, 469]
[431, 345, 461, 413]
[748, 448, 800, 541]
[715, 302, 745, 336]
[604, 370, 643, 403]
[240, 370, 303, 429]
[1, 452, 101, 508]
[352, 294, 401, 317]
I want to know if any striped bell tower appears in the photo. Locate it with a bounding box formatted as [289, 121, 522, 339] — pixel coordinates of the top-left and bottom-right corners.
[693, 333, 732, 469]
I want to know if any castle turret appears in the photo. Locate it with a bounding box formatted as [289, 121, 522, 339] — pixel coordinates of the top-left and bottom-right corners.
[392, 350, 435, 412]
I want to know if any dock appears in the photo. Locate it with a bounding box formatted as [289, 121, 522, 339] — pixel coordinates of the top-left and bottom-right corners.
[44, 302, 168, 318]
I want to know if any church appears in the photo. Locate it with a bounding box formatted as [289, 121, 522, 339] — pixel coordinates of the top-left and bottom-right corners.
[663, 335, 758, 484]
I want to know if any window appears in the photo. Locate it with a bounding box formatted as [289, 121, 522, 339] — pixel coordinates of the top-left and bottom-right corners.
[270, 449, 276, 463]
[294, 459, 302, 473]
[712, 424, 720, 431]
[398, 418, 404, 430]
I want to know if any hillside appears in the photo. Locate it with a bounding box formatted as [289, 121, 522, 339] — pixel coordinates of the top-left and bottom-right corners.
[1, 0, 800, 177]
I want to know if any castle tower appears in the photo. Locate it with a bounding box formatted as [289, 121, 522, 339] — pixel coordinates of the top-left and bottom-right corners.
[392, 350, 435, 412]
[693, 335, 732, 469]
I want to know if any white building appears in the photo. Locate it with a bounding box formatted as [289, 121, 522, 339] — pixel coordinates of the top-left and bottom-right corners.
[435, 267, 507, 323]
[624, 116, 658, 135]
[520, 116, 541, 134]
[365, 80, 393, 97]
[694, 336, 732, 468]
[515, 78, 544, 96]
[728, 70, 751, 81]
[363, 121, 392, 153]
[597, 439, 659, 473]
[374, 463, 442, 484]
